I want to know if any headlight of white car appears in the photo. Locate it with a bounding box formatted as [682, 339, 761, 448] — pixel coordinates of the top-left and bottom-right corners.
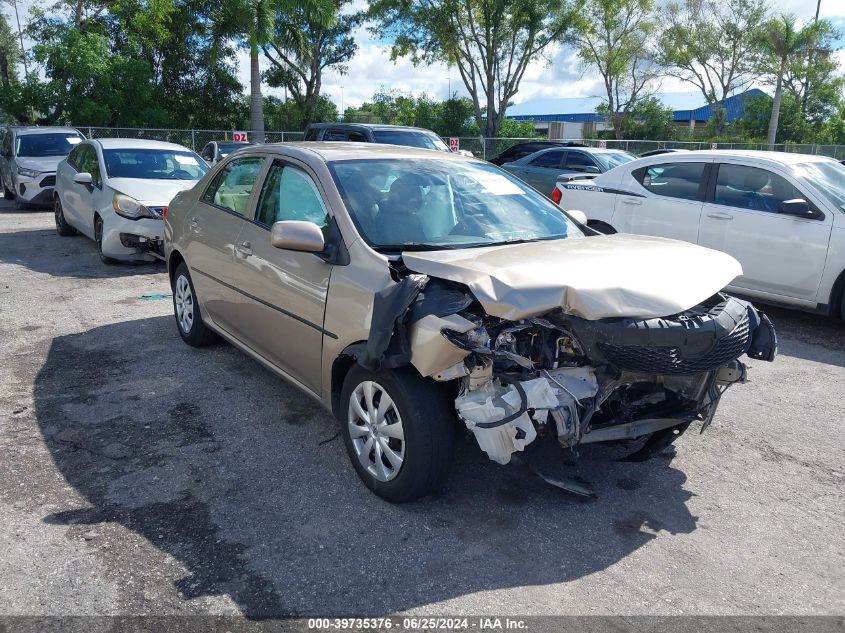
[112, 193, 157, 220]
[17, 167, 41, 178]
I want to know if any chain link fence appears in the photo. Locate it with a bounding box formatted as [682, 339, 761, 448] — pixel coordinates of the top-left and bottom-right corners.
[82, 127, 306, 151]
[75, 128, 845, 161]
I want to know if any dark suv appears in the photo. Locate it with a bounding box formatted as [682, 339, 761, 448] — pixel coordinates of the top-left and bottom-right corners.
[303, 123, 450, 152]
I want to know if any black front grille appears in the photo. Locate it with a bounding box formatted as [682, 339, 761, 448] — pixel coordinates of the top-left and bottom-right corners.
[39, 175, 56, 187]
[599, 314, 751, 375]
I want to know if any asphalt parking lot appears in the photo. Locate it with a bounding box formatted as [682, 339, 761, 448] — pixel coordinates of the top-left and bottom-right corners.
[1, 201, 843, 618]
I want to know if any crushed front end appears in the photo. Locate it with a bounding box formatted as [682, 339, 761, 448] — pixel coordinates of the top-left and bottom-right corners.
[357, 274, 777, 492]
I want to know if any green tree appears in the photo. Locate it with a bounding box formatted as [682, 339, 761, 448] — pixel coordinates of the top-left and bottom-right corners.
[659, 0, 768, 135]
[214, 0, 333, 141]
[0, 13, 20, 89]
[436, 97, 474, 136]
[369, 0, 580, 144]
[598, 96, 674, 140]
[263, 0, 358, 128]
[573, 0, 658, 139]
[755, 15, 825, 147]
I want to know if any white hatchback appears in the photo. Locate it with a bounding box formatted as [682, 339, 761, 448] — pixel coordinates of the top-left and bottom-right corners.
[53, 139, 208, 263]
[553, 150, 845, 318]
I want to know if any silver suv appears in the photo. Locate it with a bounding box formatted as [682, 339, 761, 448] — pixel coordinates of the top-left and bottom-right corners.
[0, 127, 85, 207]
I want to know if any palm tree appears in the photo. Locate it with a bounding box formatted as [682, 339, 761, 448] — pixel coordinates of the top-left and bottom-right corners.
[756, 16, 820, 148]
[216, 0, 333, 142]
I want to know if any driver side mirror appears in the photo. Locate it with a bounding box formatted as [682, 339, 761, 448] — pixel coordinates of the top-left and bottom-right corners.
[73, 172, 93, 185]
[779, 199, 822, 220]
[270, 220, 325, 253]
[567, 209, 588, 225]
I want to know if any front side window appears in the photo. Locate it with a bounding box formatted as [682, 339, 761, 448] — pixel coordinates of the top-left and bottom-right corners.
[714, 164, 804, 213]
[202, 157, 264, 216]
[530, 150, 564, 168]
[67, 144, 84, 170]
[255, 163, 328, 229]
[639, 162, 706, 201]
[794, 161, 845, 212]
[329, 158, 584, 250]
[78, 146, 102, 187]
[16, 132, 83, 157]
[102, 149, 207, 180]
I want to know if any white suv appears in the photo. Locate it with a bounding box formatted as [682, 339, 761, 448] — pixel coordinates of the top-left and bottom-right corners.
[553, 150, 845, 318]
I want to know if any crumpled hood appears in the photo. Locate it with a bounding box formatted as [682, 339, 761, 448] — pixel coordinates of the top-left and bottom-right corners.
[15, 156, 65, 173]
[402, 234, 742, 321]
[108, 178, 197, 206]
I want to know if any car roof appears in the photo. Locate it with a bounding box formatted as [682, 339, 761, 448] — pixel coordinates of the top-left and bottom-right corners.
[10, 126, 82, 136]
[245, 141, 473, 163]
[93, 138, 194, 151]
[630, 149, 837, 166]
[307, 123, 438, 133]
[527, 146, 630, 156]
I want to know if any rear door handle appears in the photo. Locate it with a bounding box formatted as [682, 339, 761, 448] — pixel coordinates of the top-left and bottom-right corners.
[621, 198, 643, 206]
[707, 212, 734, 220]
[236, 241, 252, 256]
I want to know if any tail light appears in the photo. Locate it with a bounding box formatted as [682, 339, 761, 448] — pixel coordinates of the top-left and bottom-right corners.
[550, 186, 562, 204]
[161, 207, 168, 220]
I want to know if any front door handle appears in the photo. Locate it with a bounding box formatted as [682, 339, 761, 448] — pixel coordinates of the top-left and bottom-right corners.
[189, 217, 199, 231]
[621, 198, 643, 206]
[707, 212, 734, 220]
[236, 241, 252, 256]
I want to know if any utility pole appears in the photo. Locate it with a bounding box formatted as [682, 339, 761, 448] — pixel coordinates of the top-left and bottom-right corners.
[11, 0, 29, 81]
[340, 85, 344, 121]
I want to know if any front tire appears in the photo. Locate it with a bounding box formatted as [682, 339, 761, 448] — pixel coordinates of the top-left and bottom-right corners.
[340, 365, 455, 503]
[3, 183, 13, 200]
[172, 262, 218, 347]
[54, 197, 76, 236]
[94, 215, 117, 265]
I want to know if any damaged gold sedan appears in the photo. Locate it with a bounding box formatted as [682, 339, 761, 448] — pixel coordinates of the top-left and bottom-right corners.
[164, 143, 777, 503]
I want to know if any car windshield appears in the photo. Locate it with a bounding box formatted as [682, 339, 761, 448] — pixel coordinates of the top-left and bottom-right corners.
[103, 149, 208, 180]
[594, 152, 635, 171]
[16, 132, 83, 157]
[795, 161, 845, 212]
[329, 159, 584, 251]
[372, 130, 450, 152]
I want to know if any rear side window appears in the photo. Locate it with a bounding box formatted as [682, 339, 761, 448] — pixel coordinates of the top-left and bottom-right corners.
[304, 128, 320, 141]
[324, 130, 348, 141]
[530, 150, 564, 168]
[638, 162, 706, 201]
[564, 152, 597, 172]
[202, 157, 264, 216]
[714, 164, 805, 213]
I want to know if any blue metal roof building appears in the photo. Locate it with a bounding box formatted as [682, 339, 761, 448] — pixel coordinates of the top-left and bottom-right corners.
[506, 89, 768, 125]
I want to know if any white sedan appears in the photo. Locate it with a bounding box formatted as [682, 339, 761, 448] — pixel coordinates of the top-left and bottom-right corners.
[53, 139, 208, 263]
[553, 150, 845, 318]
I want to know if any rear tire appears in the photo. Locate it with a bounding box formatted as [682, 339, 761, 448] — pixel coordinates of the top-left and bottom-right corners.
[94, 215, 118, 265]
[340, 365, 455, 503]
[54, 197, 76, 236]
[172, 262, 218, 347]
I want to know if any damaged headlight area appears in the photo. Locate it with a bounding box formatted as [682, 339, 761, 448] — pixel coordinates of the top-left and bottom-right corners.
[357, 276, 777, 491]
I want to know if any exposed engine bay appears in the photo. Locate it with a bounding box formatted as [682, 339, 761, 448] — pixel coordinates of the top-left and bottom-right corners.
[357, 273, 777, 493]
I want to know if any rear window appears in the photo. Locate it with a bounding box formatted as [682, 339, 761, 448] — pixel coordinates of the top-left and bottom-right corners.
[637, 162, 706, 201]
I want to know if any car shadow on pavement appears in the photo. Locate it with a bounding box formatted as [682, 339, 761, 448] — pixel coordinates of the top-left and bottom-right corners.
[33, 316, 698, 616]
[0, 228, 161, 279]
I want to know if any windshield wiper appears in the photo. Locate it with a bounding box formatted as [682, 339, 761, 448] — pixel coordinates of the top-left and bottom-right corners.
[372, 243, 458, 252]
